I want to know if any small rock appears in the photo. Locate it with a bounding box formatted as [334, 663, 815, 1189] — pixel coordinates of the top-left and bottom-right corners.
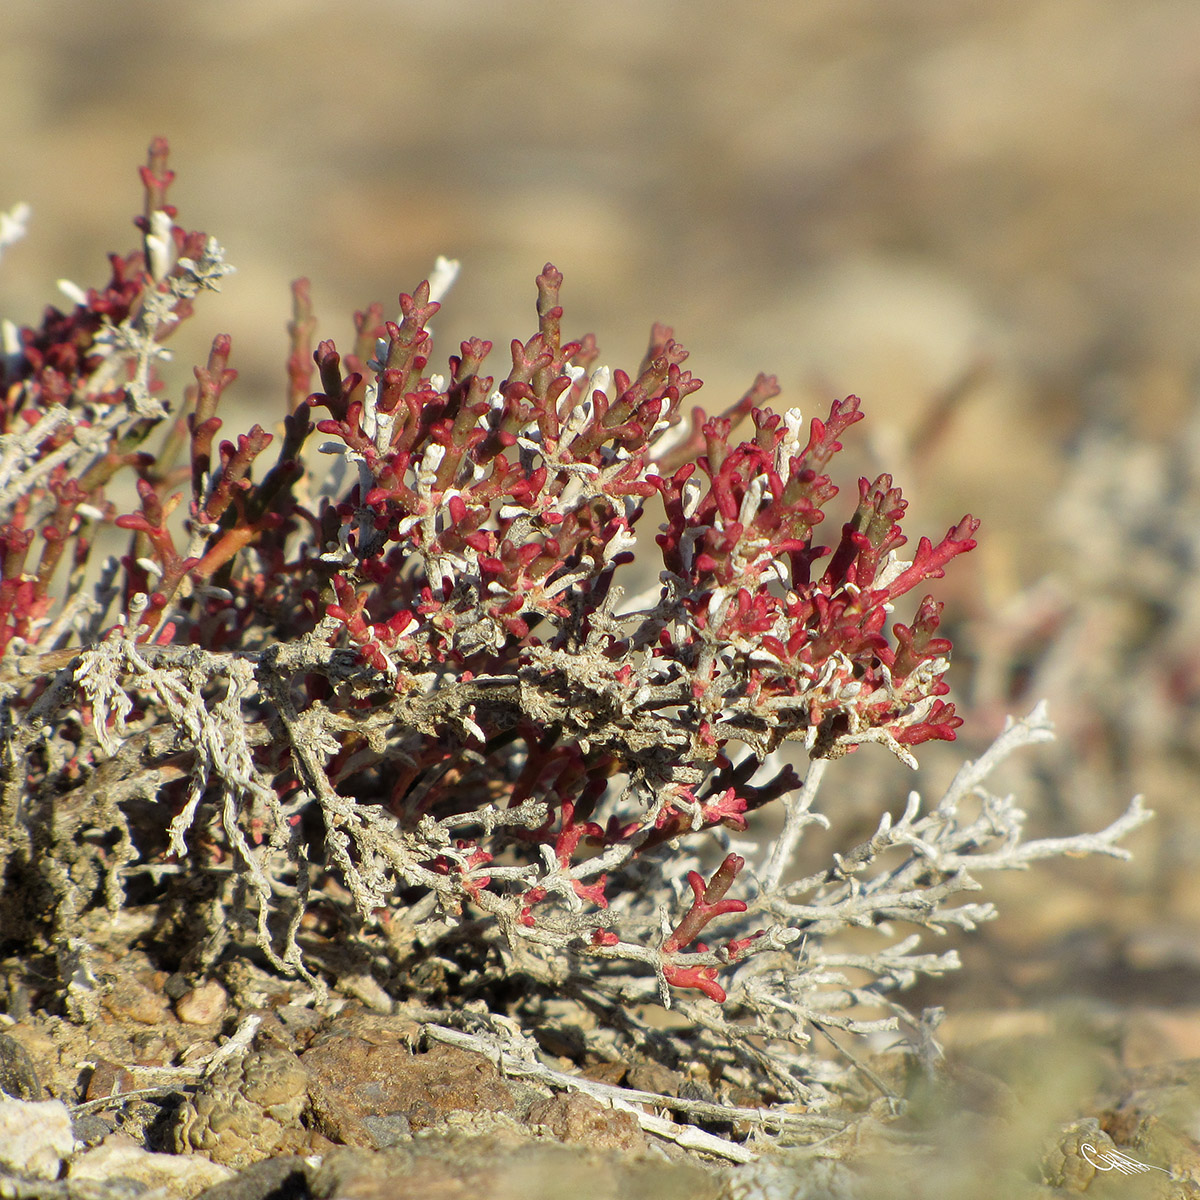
[526, 1091, 648, 1153]
[70, 1131, 235, 1198]
[625, 1060, 687, 1096]
[0, 1096, 75, 1180]
[70, 1111, 115, 1148]
[177, 980, 230, 1025]
[303, 1037, 516, 1146]
[102, 966, 173, 1025]
[275, 1003, 323, 1038]
[192, 1155, 314, 1200]
[84, 1057, 136, 1103]
[310, 1145, 483, 1200]
[0, 1031, 41, 1100]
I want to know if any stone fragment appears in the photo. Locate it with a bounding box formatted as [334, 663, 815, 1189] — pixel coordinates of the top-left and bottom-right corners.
[177, 980, 231, 1025]
[101, 964, 173, 1025]
[0, 1030, 41, 1100]
[0, 1096, 75, 1180]
[70, 1131, 235, 1198]
[192, 1155, 314, 1200]
[525, 1091, 648, 1153]
[303, 1036, 517, 1147]
[84, 1057, 136, 1103]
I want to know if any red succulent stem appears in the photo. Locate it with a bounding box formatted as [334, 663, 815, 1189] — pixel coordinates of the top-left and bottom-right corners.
[188, 335, 237, 504]
[663, 853, 747, 954]
[286, 278, 317, 416]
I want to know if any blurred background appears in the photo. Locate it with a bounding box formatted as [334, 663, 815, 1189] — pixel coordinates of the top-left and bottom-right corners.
[4, 0, 1200, 1069]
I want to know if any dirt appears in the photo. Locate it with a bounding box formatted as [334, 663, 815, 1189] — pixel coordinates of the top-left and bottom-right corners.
[0, 900, 1198, 1199]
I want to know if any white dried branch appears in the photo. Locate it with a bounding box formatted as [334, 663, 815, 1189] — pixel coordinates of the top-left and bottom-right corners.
[761, 755, 829, 893]
[422, 1021, 841, 1161]
[0, 201, 30, 263]
[935, 700, 1056, 814]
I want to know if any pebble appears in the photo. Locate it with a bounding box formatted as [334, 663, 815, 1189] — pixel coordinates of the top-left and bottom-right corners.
[101, 969, 173, 1025]
[177, 980, 231, 1025]
[0, 1030, 41, 1100]
[84, 1057, 136, 1103]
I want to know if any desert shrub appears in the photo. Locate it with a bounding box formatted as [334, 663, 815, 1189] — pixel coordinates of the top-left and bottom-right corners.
[0, 141, 1147, 1151]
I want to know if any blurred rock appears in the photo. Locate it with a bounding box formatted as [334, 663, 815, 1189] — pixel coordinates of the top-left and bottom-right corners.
[0, 1096, 75, 1180]
[307, 1138, 723, 1200]
[70, 1131, 235, 1198]
[0, 1031, 40, 1101]
[194, 1156, 314, 1200]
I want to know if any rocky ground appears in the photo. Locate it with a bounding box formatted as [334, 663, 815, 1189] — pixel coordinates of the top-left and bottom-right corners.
[0, 896, 1198, 1200]
[3, 901, 1200, 1199]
